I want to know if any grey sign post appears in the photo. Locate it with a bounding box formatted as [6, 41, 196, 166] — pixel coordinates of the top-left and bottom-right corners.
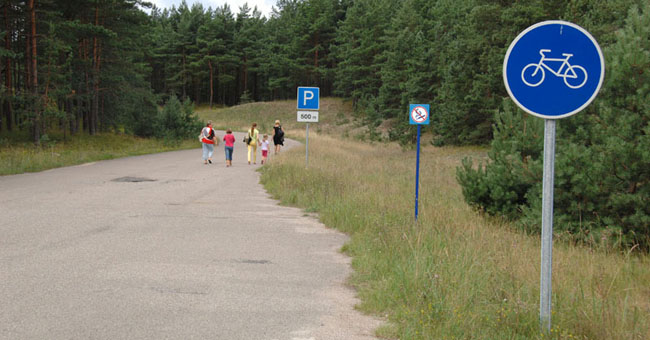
[540, 119, 556, 327]
[503, 21, 604, 333]
[297, 111, 318, 167]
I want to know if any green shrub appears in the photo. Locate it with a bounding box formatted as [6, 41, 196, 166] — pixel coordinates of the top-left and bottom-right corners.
[239, 90, 253, 104]
[153, 95, 202, 141]
[457, 100, 543, 221]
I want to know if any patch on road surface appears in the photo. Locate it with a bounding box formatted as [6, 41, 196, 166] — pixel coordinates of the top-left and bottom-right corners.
[148, 286, 208, 296]
[236, 259, 272, 265]
[111, 176, 157, 183]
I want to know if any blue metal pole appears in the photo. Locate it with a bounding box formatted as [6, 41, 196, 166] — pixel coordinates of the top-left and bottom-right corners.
[415, 125, 421, 221]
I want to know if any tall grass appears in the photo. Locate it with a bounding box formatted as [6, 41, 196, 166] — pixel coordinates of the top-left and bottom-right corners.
[194, 98, 357, 139]
[0, 132, 196, 176]
[260, 133, 649, 339]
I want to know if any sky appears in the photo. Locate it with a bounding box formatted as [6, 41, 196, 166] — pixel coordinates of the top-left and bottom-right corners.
[147, 0, 276, 17]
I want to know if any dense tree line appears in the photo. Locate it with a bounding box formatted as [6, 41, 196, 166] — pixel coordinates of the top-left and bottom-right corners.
[0, 0, 162, 141]
[0, 0, 348, 142]
[146, 0, 345, 107]
[1, 0, 645, 142]
[3, 0, 643, 145]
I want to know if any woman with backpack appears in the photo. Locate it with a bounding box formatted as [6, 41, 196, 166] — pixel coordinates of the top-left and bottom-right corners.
[272, 120, 284, 155]
[200, 121, 216, 164]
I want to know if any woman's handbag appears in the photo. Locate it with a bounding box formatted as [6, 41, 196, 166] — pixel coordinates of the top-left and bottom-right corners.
[243, 135, 251, 144]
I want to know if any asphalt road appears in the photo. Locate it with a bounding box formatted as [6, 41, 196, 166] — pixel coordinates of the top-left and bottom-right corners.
[0, 132, 380, 340]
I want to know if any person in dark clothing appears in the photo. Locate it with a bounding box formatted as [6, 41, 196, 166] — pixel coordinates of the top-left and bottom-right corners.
[272, 120, 284, 154]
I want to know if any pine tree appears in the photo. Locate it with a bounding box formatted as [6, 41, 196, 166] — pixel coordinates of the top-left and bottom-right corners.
[379, 0, 437, 144]
[333, 0, 399, 103]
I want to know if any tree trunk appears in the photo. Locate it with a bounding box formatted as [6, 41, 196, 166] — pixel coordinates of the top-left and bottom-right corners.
[70, 93, 78, 135]
[215, 65, 219, 105]
[2, 1, 11, 131]
[314, 33, 319, 68]
[242, 55, 248, 93]
[314, 32, 319, 87]
[28, 0, 39, 144]
[194, 78, 200, 104]
[208, 59, 214, 108]
[253, 72, 258, 101]
[90, 3, 100, 135]
[25, 21, 31, 95]
[182, 51, 186, 99]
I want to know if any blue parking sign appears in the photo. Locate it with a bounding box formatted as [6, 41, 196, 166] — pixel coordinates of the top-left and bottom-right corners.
[297, 87, 319, 110]
[503, 21, 604, 119]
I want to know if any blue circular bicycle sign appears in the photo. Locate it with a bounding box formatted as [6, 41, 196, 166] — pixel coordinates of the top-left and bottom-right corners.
[504, 21, 604, 119]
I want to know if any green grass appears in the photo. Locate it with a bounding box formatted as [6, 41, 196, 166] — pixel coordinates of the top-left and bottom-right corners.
[0, 131, 197, 176]
[260, 133, 650, 340]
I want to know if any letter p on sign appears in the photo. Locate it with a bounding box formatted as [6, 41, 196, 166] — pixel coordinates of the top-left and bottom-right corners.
[303, 91, 314, 105]
[297, 87, 319, 110]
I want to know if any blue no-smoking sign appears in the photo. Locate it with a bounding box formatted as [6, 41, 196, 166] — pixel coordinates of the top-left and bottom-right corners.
[297, 87, 319, 110]
[504, 21, 604, 119]
[409, 104, 430, 125]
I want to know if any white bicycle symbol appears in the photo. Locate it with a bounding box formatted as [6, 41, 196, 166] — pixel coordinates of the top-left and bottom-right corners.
[521, 49, 588, 89]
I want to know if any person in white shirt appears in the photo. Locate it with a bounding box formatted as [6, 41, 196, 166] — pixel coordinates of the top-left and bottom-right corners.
[200, 121, 216, 164]
[260, 134, 270, 165]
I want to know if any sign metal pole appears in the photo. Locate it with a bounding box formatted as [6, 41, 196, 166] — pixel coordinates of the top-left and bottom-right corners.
[409, 104, 429, 222]
[305, 123, 309, 168]
[415, 125, 421, 221]
[540, 119, 556, 332]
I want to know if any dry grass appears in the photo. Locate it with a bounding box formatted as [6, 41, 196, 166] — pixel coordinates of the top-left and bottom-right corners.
[194, 98, 362, 140]
[261, 131, 650, 339]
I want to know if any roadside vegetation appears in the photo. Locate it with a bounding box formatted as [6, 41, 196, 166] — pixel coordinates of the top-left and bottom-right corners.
[259, 133, 649, 340]
[0, 95, 201, 176]
[197, 99, 649, 339]
[0, 132, 196, 176]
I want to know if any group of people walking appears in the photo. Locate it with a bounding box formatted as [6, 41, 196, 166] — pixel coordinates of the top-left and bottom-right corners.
[200, 120, 285, 167]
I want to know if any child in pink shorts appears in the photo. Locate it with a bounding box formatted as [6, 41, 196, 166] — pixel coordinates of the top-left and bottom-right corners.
[260, 134, 270, 164]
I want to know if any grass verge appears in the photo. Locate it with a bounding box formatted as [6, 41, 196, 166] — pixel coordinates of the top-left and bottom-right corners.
[0, 132, 197, 176]
[260, 133, 649, 340]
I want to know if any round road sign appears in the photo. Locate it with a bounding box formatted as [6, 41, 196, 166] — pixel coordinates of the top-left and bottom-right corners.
[503, 21, 604, 119]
